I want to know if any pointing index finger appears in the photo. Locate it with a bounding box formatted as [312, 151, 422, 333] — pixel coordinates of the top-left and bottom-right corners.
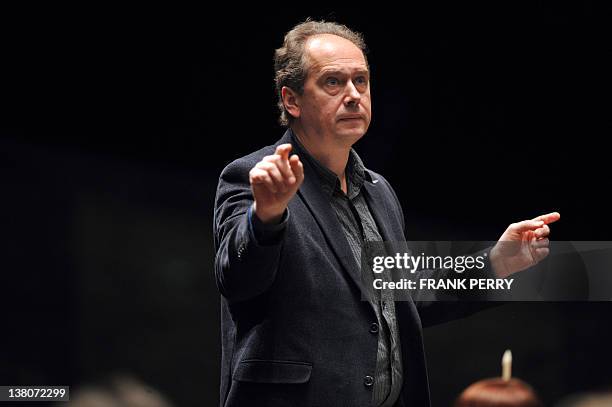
[533, 212, 561, 225]
[275, 144, 292, 161]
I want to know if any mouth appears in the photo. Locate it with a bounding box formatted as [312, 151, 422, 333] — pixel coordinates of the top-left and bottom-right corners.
[338, 115, 364, 122]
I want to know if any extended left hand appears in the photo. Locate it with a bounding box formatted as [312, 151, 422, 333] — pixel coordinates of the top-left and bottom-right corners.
[490, 212, 561, 278]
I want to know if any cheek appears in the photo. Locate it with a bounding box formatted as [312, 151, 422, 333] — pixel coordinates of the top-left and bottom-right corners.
[357, 96, 371, 116]
[364, 98, 372, 117]
[321, 99, 343, 120]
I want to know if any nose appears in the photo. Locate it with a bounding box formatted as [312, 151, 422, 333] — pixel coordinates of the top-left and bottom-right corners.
[344, 80, 361, 108]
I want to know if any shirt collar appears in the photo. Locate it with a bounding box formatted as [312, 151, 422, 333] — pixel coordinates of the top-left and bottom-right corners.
[289, 129, 368, 199]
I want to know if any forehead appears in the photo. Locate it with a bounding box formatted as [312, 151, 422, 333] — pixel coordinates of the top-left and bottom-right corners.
[304, 34, 368, 75]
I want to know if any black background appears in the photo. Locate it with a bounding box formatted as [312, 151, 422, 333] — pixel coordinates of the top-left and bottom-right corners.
[2, 3, 611, 406]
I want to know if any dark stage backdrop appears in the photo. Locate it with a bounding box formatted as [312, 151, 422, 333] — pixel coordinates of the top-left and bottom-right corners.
[2, 3, 611, 406]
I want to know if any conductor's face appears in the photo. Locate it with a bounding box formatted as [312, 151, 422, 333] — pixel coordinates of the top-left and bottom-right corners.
[297, 34, 371, 146]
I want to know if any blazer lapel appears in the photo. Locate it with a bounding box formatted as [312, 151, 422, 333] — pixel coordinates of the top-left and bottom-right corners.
[362, 176, 398, 243]
[363, 175, 415, 303]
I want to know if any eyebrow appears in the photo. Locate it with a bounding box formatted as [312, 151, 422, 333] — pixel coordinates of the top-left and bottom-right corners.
[318, 68, 370, 77]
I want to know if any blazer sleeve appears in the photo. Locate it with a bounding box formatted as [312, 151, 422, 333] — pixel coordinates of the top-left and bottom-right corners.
[213, 158, 287, 302]
[376, 174, 502, 327]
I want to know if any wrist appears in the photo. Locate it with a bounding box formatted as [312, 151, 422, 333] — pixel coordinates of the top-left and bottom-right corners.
[253, 202, 285, 225]
[490, 246, 511, 278]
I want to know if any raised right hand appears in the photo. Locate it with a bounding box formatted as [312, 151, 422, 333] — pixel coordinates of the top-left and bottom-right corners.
[249, 144, 304, 224]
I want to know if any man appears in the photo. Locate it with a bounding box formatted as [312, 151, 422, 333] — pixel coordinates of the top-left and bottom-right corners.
[213, 20, 559, 406]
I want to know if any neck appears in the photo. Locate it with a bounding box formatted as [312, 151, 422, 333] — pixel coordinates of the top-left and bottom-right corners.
[291, 124, 351, 180]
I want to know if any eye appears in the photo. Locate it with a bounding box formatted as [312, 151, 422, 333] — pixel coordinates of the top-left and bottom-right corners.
[354, 76, 368, 86]
[325, 77, 340, 86]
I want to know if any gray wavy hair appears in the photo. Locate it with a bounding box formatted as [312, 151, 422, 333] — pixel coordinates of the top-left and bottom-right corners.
[273, 19, 368, 126]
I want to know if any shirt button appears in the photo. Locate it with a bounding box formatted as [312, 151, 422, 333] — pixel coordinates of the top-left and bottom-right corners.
[363, 375, 374, 387]
[369, 323, 379, 334]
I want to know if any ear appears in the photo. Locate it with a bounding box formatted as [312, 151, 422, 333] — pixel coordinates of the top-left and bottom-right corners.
[281, 86, 300, 120]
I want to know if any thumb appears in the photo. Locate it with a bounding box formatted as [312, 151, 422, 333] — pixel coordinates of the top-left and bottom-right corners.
[512, 219, 545, 233]
[289, 154, 304, 184]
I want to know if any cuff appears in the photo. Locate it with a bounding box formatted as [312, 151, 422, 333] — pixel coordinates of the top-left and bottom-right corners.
[248, 204, 289, 246]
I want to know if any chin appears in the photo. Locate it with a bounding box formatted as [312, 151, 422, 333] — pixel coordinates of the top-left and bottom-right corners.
[336, 128, 366, 144]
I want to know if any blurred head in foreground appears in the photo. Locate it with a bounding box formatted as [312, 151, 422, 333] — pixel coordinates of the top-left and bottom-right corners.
[454, 377, 543, 407]
[65, 375, 173, 407]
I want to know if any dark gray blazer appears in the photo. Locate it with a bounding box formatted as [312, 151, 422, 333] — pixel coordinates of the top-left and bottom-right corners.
[213, 129, 494, 407]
